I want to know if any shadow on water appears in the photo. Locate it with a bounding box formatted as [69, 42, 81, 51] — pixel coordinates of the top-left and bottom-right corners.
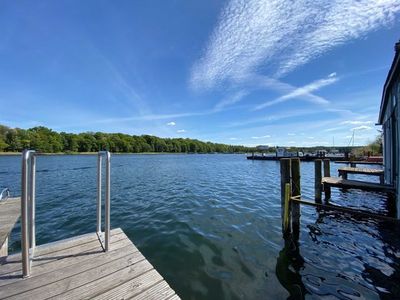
[362, 220, 400, 299]
[276, 194, 400, 300]
[276, 231, 307, 300]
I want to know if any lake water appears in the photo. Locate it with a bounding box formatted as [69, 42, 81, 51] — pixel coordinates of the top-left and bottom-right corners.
[1, 154, 399, 299]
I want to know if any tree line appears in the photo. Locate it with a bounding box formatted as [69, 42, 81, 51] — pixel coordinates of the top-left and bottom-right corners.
[0, 125, 256, 154]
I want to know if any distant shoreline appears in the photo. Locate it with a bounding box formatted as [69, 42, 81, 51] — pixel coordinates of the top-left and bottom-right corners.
[0, 152, 247, 156]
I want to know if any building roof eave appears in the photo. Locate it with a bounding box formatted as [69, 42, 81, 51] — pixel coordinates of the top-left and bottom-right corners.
[378, 42, 400, 125]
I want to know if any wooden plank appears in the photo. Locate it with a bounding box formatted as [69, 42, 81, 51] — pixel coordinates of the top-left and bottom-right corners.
[0, 197, 20, 250]
[0, 234, 133, 287]
[291, 198, 399, 222]
[1, 243, 141, 298]
[132, 280, 177, 300]
[338, 167, 383, 176]
[0, 236, 8, 257]
[334, 161, 383, 165]
[6, 252, 148, 300]
[52, 259, 153, 300]
[0, 229, 127, 276]
[0, 228, 179, 300]
[93, 269, 164, 300]
[322, 177, 394, 192]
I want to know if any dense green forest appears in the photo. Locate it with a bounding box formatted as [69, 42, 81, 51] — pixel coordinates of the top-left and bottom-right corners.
[0, 125, 256, 153]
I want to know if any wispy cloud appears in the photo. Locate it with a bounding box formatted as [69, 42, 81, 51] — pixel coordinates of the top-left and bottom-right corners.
[352, 125, 372, 131]
[341, 120, 373, 125]
[166, 121, 176, 126]
[191, 0, 400, 89]
[214, 90, 248, 111]
[177, 129, 186, 133]
[251, 135, 271, 139]
[254, 74, 337, 110]
[324, 126, 343, 132]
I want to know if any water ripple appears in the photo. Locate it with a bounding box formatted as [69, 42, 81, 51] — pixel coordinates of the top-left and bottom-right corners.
[1, 155, 399, 299]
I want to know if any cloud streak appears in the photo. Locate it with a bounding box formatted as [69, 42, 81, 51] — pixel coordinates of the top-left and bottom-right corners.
[191, 0, 400, 89]
[352, 125, 372, 131]
[251, 135, 271, 139]
[214, 90, 248, 111]
[254, 74, 337, 110]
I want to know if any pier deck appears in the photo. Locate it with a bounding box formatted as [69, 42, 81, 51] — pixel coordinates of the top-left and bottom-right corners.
[0, 228, 179, 300]
[322, 176, 394, 193]
[0, 197, 20, 257]
[338, 167, 384, 183]
[334, 160, 383, 166]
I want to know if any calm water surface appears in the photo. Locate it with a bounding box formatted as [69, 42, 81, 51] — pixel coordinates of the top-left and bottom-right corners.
[1, 154, 399, 299]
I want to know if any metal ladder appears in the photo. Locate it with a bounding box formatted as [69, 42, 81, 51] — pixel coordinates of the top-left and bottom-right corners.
[20, 150, 111, 277]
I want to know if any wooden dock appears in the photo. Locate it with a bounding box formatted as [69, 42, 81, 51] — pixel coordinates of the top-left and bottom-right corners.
[0, 151, 180, 300]
[0, 197, 20, 257]
[0, 228, 180, 300]
[322, 176, 394, 193]
[338, 167, 384, 183]
[334, 160, 383, 166]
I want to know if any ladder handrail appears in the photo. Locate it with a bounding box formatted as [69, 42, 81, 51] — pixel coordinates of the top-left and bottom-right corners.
[0, 188, 10, 201]
[20, 150, 111, 278]
[21, 149, 35, 277]
[97, 151, 111, 252]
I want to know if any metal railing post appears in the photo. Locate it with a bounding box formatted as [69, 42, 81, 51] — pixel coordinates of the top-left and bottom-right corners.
[97, 154, 102, 234]
[29, 155, 36, 251]
[105, 152, 111, 251]
[97, 151, 111, 252]
[21, 150, 35, 278]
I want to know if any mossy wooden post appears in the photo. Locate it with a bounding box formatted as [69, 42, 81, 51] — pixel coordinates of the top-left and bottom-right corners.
[283, 183, 291, 233]
[315, 159, 322, 203]
[291, 158, 301, 234]
[323, 159, 331, 200]
[280, 158, 291, 234]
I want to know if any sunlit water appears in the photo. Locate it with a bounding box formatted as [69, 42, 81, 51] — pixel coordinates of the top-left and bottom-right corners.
[0, 154, 399, 299]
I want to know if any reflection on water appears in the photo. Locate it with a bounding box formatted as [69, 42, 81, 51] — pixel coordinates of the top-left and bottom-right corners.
[0, 154, 399, 299]
[276, 233, 306, 300]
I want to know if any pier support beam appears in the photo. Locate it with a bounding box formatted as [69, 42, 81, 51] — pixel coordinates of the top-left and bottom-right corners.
[280, 159, 291, 234]
[315, 159, 322, 203]
[323, 159, 331, 200]
[291, 158, 301, 236]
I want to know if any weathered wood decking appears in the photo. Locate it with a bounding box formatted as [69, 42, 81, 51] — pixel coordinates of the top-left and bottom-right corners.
[338, 167, 384, 176]
[322, 176, 394, 192]
[0, 197, 20, 257]
[0, 228, 179, 300]
[334, 160, 383, 166]
[338, 167, 384, 183]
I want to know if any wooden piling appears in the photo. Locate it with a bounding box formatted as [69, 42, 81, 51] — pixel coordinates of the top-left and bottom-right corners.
[315, 159, 322, 202]
[380, 174, 384, 185]
[323, 159, 330, 177]
[323, 159, 331, 200]
[291, 158, 301, 233]
[280, 158, 291, 234]
[283, 183, 291, 233]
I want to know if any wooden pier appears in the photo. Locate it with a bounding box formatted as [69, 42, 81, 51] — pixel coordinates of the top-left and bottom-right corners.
[280, 158, 398, 236]
[0, 197, 20, 257]
[0, 228, 179, 300]
[338, 166, 384, 184]
[334, 160, 383, 166]
[322, 177, 394, 193]
[0, 151, 180, 300]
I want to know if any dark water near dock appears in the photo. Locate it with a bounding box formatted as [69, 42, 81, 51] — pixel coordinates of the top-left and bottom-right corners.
[1, 154, 399, 299]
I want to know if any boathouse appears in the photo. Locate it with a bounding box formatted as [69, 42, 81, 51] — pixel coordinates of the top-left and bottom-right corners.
[378, 41, 400, 216]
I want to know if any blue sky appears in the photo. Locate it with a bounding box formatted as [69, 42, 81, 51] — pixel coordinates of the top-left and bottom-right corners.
[1, 0, 400, 146]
